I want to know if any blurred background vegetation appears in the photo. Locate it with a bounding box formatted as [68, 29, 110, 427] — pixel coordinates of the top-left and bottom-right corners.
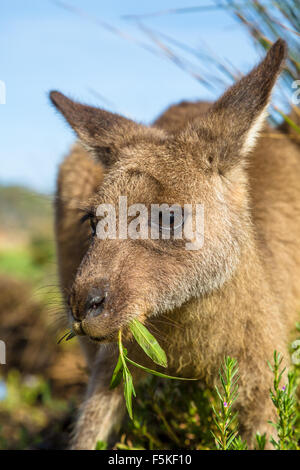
[0, 0, 299, 449]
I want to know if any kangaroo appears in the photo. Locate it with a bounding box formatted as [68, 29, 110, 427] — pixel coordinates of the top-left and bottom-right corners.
[50, 39, 300, 449]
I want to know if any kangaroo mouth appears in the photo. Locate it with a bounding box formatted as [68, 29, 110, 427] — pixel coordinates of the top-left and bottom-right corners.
[72, 320, 117, 343]
[72, 321, 86, 336]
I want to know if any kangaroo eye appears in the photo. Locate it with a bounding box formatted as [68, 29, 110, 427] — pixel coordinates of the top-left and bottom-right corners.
[80, 212, 97, 237]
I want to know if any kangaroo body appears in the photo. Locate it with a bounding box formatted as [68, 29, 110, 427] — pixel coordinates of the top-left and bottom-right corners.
[52, 41, 300, 449]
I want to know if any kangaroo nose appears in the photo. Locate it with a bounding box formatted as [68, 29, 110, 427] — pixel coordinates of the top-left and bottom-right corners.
[85, 287, 106, 318]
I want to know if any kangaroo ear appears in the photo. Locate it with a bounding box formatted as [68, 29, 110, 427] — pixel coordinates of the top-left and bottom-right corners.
[50, 91, 138, 167]
[207, 39, 286, 169]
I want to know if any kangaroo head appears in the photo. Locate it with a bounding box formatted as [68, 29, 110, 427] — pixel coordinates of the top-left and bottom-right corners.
[51, 40, 286, 342]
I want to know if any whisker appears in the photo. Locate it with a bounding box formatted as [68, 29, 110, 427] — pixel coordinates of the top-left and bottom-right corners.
[145, 323, 169, 342]
[154, 316, 184, 330]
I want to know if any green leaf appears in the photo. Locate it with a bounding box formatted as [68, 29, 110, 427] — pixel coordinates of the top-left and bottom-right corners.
[275, 108, 300, 135]
[95, 440, 107, 450]
[123, 366, 135, 419]
[226, 431, 238, 450]
[255, 432, 266, 451]
[66, 331, 76, 341]
[57, 331, 72, 344]
[109, 354, 123, 389]
[129, 319, 168, 367]
[112, 328, 197, 421]
[125, 355, 198, 381]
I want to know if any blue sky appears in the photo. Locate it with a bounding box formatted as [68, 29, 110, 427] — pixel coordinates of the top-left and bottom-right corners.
[0, 0, 260, 193]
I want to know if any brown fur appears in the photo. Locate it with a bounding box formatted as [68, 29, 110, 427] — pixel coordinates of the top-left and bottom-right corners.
[50, 40, 300, 449]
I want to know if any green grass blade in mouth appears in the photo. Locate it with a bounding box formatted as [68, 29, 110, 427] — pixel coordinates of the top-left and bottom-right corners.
[125, 355, 198, 381]
[129, 318, 167, 367]
[123, 366, 135, 420]
[111, 325, 198, 419]
[110, 354, 123, 389]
